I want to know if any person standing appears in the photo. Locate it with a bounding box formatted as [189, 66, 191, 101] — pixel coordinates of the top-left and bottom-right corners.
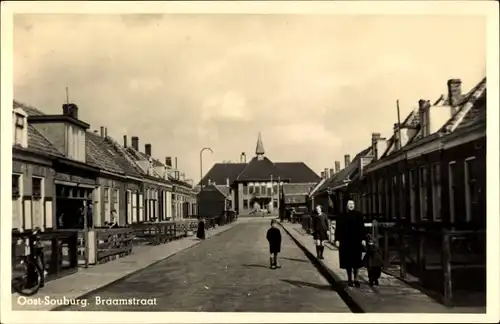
[334, 199, 367, 287]
[312, 205, 329, 259]
[196, 217, 206, 240]
[266, 219, 282, 269]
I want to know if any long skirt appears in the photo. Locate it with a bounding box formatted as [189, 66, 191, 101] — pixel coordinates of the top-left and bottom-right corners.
[338, 243, 363, 269]
[196, 222, 206, 239]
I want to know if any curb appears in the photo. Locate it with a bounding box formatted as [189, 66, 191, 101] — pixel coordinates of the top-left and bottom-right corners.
[51, 222, 239, 311]
[279, 223, 365, 313]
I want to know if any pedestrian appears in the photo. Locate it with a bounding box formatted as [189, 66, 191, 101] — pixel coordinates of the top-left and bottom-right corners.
[196, 217, 206, 240]
[334, 199, 367, 287]
[266, 219, 282, 269]
[312, 205, 329, 260]
[108, 210, 119, 228]
[363, 235, 383, 286]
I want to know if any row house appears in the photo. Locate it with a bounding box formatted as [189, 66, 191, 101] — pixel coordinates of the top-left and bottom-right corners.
[360, 77, 486, 229]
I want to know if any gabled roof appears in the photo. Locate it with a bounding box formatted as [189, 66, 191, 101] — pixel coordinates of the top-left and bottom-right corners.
[85, 132, 126, 175]
[316, 146, 372, 194]
[214, 185, 230, 198]
[13, 100, 45, 116]
[200, 163, 246, 186]
[441, 77, 487, 133]
[282, 183, 315, 196]
[24, 125, 65, 157]
[275, 162, 321, 183]
[236, 156, 282, 181]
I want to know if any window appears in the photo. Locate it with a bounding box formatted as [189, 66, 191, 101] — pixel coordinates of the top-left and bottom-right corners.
[126, 190, 132, 224]
[32, 177, 42, 200]
[138, 193, 144, 221]
[377, 178, 383, 215]
[261, 184, 266, 195]
[12, 174, 22, 229]
[267, 186, 272, 197]
[409, 170, 416, 222]
[104, 188, 110, 223]
[254, 185, 260, 195]
[391, 176, 397, 219]
[465, 157, 478, 222]
[385, 178, 391, 220]
[243, 184, 248, 195]
[131, 192, 138, 223]
[112, 188, 119, 219]
[248, 184, 254, 195]
[448, 162, 457, 223]
[431, 163, 442, 221]
[243, 199, 249, 209]
[15, 113, 25, 127]
[273, 183, 278, 196]
[12, 174, 21, 198]
[419, 166, 428, 220]
[371, 180, 377, 215]
[400, 174, 406, 219]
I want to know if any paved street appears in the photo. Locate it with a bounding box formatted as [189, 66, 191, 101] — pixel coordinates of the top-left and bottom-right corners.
[57, 219, 351, 312]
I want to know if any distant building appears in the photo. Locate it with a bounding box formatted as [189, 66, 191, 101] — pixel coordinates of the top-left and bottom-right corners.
[199, 133, 320, 215]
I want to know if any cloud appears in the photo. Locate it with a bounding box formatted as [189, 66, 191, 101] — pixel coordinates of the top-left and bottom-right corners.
[13, 14, 486, 181]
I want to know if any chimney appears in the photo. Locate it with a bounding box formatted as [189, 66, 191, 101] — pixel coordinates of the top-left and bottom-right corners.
[324, 168, 329, 179]
[329, 168, 334, 176]
[62, 103, 79, 119]
[131, 136, 139, 151]
[208, 179, 212, 186]
[418, 99, 431, 136]
[165, 156, 172, 167]
[321, 171, 325, 179]
[104, 127, 108, 138]
[226, 178, 230, 187]
[240, 152, 247, 163]
[100, 126, 105, 138]
[344, 154, 351, 168]
[371, 132, 381, 160]
[123, 135, 127, 148]
[335, 161, 341, 173]
[145, 144, 152, 156]
[175, 157, 178, 169]
[447, 79, 462, 107]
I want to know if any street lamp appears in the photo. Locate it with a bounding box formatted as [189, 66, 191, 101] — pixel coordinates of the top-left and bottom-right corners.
[200, 147, 213, 190]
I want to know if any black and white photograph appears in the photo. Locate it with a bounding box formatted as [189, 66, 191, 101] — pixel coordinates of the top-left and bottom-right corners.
[1, 1, 498, 323]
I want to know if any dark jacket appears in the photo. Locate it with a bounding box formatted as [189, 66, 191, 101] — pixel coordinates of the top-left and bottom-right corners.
[364, 243, 384, 269]
[334, 210, 366, 269]
[196, 219, 206, 239]
[266, 226, 282, 254]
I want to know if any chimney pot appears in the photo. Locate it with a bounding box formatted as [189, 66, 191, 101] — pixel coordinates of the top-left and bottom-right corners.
[320, 171, 325, 179]
[123, 135, 127, 147]
[145, 144, 152, 156]
[175, 157, 178, 170]
[329, 168, 334, 176]
[447, 79, 462, 107]
[131, 136, 139, 151]
[100, 126, 105, 138]
[344, 154, 351, 168]
[371, 132, 381, 141]
[104, 127, 108, 138]
[62, 103, 79, 119]
[324, 168, 329, 179]
[418, 99, 429, 111]
[165, 156, 172, 167]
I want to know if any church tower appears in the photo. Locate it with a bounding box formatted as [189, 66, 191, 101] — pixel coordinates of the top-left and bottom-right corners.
[255, 132, 265, 160]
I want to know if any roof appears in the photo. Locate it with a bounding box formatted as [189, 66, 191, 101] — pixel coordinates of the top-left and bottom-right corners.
[282, 183, 315, 196]
[236, 156, 282, 181]
[441, 77, 487, 133]
[85, 132, 126, 175]
[200, 163, 246, 186]
[13, 100, 45, 116]
[316, 146, 372, 193]
[275, 162, 321, 183]
[24, 125, 65, 157]
[214, 185, 230, 198]
[101, 137, 144, 177]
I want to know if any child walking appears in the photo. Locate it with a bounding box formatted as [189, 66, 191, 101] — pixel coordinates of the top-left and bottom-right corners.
[363, 235, 384, 286]
[266, 219, 282, 269]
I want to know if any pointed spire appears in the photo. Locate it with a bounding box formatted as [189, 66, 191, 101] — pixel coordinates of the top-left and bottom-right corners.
[255, 132, 265, 156]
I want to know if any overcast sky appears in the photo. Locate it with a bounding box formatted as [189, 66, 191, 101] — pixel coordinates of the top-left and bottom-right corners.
[14, 14, 486, 182]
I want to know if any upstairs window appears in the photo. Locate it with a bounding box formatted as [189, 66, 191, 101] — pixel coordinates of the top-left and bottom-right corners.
[13, 111, 28, 148]
[12, 174, 21, 198]
[32, 177, 43, 200]
[464, 157, 479, 223]
[431, 163, 442, 221]
[419, 166, 428, 220]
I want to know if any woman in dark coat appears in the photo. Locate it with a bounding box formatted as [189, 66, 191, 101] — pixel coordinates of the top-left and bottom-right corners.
[334, 199, 367, 287]
[196, 217, 206, 240]
[312, 205, 329, 260]
[266, 219, 282, 269]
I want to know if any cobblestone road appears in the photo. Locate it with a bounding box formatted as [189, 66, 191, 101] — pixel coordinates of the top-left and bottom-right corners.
[58, 219, 351, 312]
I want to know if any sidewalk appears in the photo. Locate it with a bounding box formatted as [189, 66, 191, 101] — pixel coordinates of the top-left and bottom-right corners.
[11, 221, 239, 311]
[281, 222, 485, 314]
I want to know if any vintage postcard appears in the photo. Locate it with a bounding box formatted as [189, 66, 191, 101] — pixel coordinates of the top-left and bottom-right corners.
[1, 1, 498, 323]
